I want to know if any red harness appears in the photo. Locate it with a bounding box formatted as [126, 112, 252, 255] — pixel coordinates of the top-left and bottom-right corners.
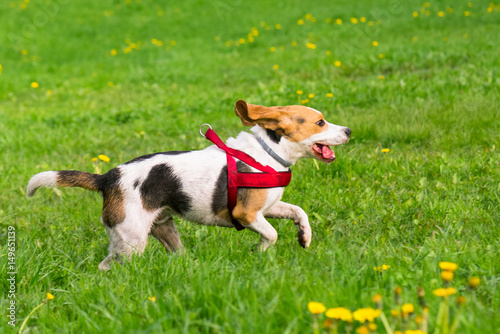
[203, 126, 292, 230]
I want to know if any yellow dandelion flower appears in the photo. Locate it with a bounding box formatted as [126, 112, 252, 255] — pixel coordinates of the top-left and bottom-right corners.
[239, 38, 245, 44]
[368, 323, 377, 331]
[46, 292, 54, 300]
[405, 330, 426, 334]
[382, 264, 390, 270]
[301, 99, 310, 104]
[308, 301, 326, 314]
[390, 309, 400, 317]
[110, 49, 117, 56]
[272, 64, 279, 70]
[252, 28, 259, 36]
[108, 82, 114, 87]
[353, 308, 381, 323]
[248, 35, 254, 43]
[468, 2, 473, 7]
[357, 326, 369, 334]
[148, 296, 156, 302]
[464, 11, 470, 16]
[325, 307, 352, 321]
[308, 93, 314, 98]
[305, 13, 312, 19]
[372, 294, 382, 304]
[413, 11, 419, 17]
[92, 157, 98, 162]
[433, 287, 457, 297]
[306, 42, 317, 49]
[487, 7, 493, 13]
[326, 93, 333, 98]
[336, 18, 342, 25]
[439, 262, 458, 272]
[31, 82, 39, 88]
[225, 41, 232, 47]
[360, 17, 366, 23]
[379, 53, 385, 58]
[456, 296, 466, 305]
[423, 2, 430, 7]
[334, 60, 342, 67]
[438, 11, 445, 17]
[270, 46, 276, 52]
[372, 41, 379, 46]
[468, 277, 480, 288]
[291, 41, 297, 47]
[350, 17, 358, 24]
[296, 90, 303, 95]
[170, 40, 176, 46]
[275, 24, 281, 29]
[298, 19, 304, 25]
[379, 75, 385, 80]
[441, 270, 454, 282]
[368, 21, 374, 26]
[0, 64, 2, 75]
[402, 303, 414, 314]
[463, 34, 468, 38]
[381, 148, 390, 152]
[98, 154, 110, 162]
[325, 50, 331, 56]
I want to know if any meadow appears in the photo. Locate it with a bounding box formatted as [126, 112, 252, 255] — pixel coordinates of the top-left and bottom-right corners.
[0, 0, 499, 333]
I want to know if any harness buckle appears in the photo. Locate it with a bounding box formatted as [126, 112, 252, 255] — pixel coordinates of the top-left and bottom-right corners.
[199, 123, 212, 137]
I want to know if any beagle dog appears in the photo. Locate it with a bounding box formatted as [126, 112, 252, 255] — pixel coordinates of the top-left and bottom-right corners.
[27, 100, 351, 270]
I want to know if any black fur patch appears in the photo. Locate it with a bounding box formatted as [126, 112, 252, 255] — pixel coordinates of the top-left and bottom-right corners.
[296, 117, 306, 124]
[211, 161, 252, 214]
[123, 151, 189, 165]
[140, 164, 192, 214]
[133, 179, 140, 189]
[265, 129, 281, 144]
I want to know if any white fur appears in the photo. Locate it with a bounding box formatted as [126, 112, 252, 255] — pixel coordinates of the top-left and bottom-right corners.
[26, 171, 58, 197]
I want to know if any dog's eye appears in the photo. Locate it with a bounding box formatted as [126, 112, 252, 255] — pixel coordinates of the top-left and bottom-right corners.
[316, 119, 325, 127]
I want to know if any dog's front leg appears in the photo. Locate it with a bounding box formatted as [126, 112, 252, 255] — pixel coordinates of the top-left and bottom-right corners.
[233, 207, 277, 251]
[264, 201, 311, 248]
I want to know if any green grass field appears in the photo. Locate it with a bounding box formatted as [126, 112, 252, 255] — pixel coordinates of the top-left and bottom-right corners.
[1, 0, 499, 333]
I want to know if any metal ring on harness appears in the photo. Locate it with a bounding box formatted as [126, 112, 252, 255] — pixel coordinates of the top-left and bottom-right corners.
[199, 123, 212, 137]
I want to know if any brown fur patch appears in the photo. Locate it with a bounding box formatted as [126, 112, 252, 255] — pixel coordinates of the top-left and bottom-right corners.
[100, 169, 126, 227]
[232, 188, 268, 226]
[235, 100, 328, 142]
[56, 170, 99, 191]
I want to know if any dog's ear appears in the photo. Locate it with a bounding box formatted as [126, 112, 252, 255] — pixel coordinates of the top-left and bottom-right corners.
[235, 100, 257, 126]
[235, 100, 288, 131]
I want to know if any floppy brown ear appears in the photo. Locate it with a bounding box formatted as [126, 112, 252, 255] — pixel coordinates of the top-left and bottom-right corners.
[235, 100, 286, 128]
[235, 100, 256, 126]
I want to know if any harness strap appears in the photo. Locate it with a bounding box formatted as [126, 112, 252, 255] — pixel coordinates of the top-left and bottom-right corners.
[203, 127, 292, 230]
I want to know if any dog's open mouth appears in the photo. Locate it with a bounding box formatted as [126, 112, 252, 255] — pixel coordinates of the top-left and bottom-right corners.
[312, 143, 336, 162]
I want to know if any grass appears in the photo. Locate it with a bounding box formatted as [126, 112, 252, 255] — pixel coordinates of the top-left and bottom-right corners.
[0, 0, 499, 333]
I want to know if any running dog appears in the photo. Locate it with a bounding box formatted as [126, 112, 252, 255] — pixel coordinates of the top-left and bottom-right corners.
[27, 100, 351, 270]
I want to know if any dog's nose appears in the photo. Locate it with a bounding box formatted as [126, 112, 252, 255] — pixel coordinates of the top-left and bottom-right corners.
[344, 127, 351, 137]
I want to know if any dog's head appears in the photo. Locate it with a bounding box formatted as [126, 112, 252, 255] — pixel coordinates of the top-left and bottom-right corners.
[235, 100, 350, 163]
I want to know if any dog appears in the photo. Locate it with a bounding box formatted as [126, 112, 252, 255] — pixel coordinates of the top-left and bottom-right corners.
[27, 100, 351, 270]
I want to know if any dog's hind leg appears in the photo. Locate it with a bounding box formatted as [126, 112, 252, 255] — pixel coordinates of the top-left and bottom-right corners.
[99, 210, 157, 271]
[150, 213, 183, 253]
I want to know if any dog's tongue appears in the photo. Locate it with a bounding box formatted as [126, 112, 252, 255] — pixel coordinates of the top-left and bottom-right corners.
[321, 145, 335, 159]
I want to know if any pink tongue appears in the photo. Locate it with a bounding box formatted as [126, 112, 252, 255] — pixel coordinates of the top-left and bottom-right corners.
[322, 145, 335, 158]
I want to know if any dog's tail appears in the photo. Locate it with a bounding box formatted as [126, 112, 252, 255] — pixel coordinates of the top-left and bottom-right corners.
[27, 170, 101, 197]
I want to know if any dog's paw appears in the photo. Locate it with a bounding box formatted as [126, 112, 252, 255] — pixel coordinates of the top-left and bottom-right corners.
[297, 228, 311, 248]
